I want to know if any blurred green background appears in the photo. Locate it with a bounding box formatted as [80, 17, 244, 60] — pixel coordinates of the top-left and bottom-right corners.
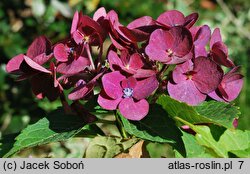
[0, 0, 249, 157]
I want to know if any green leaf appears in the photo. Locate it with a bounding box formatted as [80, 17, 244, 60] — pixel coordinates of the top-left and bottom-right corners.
[157, 95, 240, 128]
[146, 142, 175, 158]
[3, 108, 100, 157]
[120, 104, 185, 156]
[175, 117, 250, 157]
[218, 129, 250, 157]
[180, 131, 217, 158]
[84, 136, 138, 158]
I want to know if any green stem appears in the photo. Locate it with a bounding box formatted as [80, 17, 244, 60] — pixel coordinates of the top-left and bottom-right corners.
[95, 119, 116, 124]
[115, 111, 128, 139]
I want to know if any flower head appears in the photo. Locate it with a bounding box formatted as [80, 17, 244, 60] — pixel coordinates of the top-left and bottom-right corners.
[167, 57, 223, 105]
[98, 71, 158, 120]
[145, 27, 193, 64]
[53, 39, 90, 75]
[209, 66, 243, 102]
[108, 50, 155, 78]
[210, 28, 234, 67]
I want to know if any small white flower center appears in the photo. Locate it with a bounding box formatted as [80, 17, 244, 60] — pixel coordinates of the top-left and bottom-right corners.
[123, 88, 133, 98]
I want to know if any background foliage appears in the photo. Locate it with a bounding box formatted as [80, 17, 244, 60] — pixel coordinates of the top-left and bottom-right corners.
[0, 0, 249, 157]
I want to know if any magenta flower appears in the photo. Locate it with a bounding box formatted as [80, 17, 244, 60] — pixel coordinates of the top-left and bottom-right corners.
[68, 71, 104, 100]
[145, 26, 193, 64]
[108, 50, 155, 78]
[6, 36, 52, 77]
[6, 36, 62, 101]
[167, 57, 223, 105]
[190, 25, 211, 58]
[209, 66, 243, 102]
[70, 10, 106, 46]
[98, 71, 158, 120]
[53, 39, 90, 75]
[126, 16, 158, 36]
[157, 10, 198, 28]
[107, 10, 155, 50]
[210, 28, 234, 67]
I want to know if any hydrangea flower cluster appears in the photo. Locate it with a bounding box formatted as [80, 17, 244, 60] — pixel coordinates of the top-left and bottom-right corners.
[6, 8, 243, 121]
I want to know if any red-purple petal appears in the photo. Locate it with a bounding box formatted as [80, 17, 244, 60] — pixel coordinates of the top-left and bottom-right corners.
[145, 29, 174, 62]
[6, 54, 24, 74]
[157, 10, 185, 27]
[70, 11, 79, 34]
[108, 50, 123, 71]
[192, 57, 223, 94]
[133, 75, 159, 100]
[68, 82, 94, 100]
[97, 90, 122, 110]
[208, 90, 226, 102]
[73, 30, 84, 45]
[184, 12, 199, 28]
[128, 53, 144, 70]
[23, 56, 51, 73]
[194, 25, 211, 47]
[102, 71, 125, 99]
[93, 7, 107, 21]
[133, 69, 156, 78]
[172, 60, 193, 83]
[127, 16, 155, 29]
[222, 74, 243, 102]
[171, 27, 193, 57]
[210, 28, 222, 47]
[211, 42, 234, 67]
[119, 98, 149, 120]
[54, 43, 69, 62]
[168, 80, 206, 106]
[27, 36, 51, 61]
[119, 26, 148, 42]
[57, 56, 90, 75]
[121, 76, 137, 89]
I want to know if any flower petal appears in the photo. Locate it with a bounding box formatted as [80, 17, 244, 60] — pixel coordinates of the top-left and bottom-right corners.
[133, 69, 156, 78]
[168, 80, 206, 106]
[172, 60, 193, 83]
[93, 7, 107, 21]
[57, 56, 90, 75]
[210, 28, 222, 47]
[211, 42, 234, 67]
[208, 89, 226, 102]
[193, 25, 211, 47]
[170, 26, 193, 57]
[68, 82, 94, 100]
[70, 11, 80, 34]
[121, 76, 137, 89]
[102, 71, 125, 99]
[108, 50, 123, 71]
[157, 10, 185, 27]
[145, 29, 173, 62]
[128, 53, 144, 70]
[133, 75, 159, 100]
[222, 71, 243, 102]
[184, 12, 199, 28]
[27, 36, 51, 62]
[6, 54, 24, 74]
[54, 43, 69, 62]
[97, 90, 122, 110]
[192, 56, 223, 94]
[119, 98, 149, 120]
[24, 56, 51, 73]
